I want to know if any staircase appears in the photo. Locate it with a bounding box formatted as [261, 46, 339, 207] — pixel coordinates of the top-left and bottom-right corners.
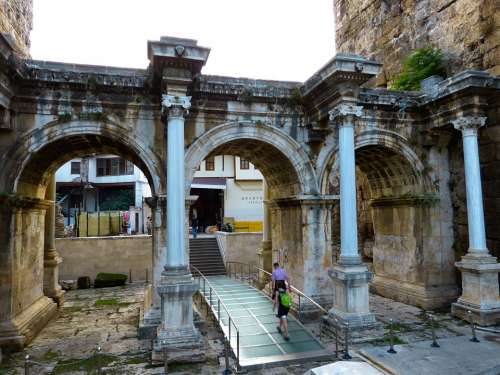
[189, 237, 226, 276]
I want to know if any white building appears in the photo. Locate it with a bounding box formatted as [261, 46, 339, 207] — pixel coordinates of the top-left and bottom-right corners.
[191, 155, 264, 232]
[56, 155, 151, 234]
[56, 154, 263, 235]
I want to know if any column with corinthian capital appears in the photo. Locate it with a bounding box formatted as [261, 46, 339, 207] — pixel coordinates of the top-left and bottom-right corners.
[154, 94, 204, 362]
[451, 116, 500, 326]
[325, 103, 377, 334]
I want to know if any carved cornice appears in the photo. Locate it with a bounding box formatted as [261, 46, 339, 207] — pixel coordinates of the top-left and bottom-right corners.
[452, 116, 486, 137]
[161, 94, 191, 119]
[328, 103, 363, 126]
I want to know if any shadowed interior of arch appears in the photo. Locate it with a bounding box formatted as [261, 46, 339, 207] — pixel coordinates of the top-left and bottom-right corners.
[328, 144, 425, 199]
[14, 134, 156, 199]
[206, 138, 302, 199]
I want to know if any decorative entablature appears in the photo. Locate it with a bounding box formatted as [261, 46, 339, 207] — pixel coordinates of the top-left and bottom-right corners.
[193, 75, 300, 101]
[20, 60, 148, 90]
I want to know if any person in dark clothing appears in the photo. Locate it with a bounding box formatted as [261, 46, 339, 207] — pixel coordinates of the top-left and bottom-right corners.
[274, 287, 290, 341]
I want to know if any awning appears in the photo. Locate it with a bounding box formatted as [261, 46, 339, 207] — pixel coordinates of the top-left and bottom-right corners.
[191, 177, 227, 190]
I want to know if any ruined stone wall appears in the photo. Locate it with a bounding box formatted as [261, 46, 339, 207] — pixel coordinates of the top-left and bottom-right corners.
[334, 0, 500, 86]
[0, 0, 32, 57]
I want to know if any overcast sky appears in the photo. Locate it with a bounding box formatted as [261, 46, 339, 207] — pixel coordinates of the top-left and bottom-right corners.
[30, 0, 335, 82]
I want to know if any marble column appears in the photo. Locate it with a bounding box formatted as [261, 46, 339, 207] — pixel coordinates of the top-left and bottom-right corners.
[43, 175, 64, 305]
[451, 116, 500, 325]
[326, 103, 376, 331]
[155, 94, 204, 362]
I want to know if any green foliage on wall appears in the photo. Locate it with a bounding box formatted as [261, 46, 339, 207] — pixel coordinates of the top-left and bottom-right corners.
[392, 47, 446, 91]
[99, 189, 134, 211]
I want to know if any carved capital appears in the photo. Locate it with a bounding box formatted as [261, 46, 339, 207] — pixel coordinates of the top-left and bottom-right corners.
[161, 95, 191, 119]
[329, 103, 363, 127]
[452, 116, 486, 137]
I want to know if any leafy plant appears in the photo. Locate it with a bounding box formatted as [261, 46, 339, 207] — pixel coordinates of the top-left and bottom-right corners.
[392, 47, 446, 91]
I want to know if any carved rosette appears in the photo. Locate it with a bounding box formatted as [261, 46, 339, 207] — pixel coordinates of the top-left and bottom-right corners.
[161, 94, 191, 119]
[452, 116, 487, 137]
[328, 103, 363, 127]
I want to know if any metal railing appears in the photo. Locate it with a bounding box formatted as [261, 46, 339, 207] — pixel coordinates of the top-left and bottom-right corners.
[190, 265, 241, 371]
[225, 261, 328, 321]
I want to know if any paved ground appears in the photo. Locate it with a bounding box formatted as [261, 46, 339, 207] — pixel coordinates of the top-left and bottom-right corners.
[0, 284, 499, 374]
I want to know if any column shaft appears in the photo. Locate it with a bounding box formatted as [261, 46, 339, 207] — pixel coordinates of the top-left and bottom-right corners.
[339, 122, 359, 263]
[462, 132, 487, 253]
[166, 115, 187, 269]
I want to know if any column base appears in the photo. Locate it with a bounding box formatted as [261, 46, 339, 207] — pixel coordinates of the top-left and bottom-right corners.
[152, 326, 205, 364]
[138, 306, 161, 340]
[0, 296, 57, 351]
[451, 255, 500, 326]
[43, 249, 65, 306]
[327, 263, 378, 332]
[155, 267, 205, 363]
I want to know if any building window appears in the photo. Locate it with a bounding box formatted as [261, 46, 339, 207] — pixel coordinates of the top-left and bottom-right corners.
[205, 157, 215, 171]
[240, 158, 250, 170]
[97, 157, 134, 176]
[70, 161, 81, 175]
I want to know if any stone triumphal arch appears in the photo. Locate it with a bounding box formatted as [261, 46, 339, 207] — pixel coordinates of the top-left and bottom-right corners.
[1, 35, 499, 356]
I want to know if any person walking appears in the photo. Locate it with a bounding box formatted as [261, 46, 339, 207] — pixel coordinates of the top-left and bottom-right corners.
[271, 262, 291, 340]
[191, 216, 198, 239]
[271, 262, 290, 300]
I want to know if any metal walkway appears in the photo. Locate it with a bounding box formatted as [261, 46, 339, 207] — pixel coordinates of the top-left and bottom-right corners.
[194, 273, 332, 370]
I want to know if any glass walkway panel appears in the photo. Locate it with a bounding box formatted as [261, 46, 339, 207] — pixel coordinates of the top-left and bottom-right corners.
[197, 275, 332, 370]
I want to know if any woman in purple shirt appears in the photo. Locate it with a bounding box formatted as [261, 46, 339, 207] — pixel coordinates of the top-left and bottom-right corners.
[271, 262, 290, 300]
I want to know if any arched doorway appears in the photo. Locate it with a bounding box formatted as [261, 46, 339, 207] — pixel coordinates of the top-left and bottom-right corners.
[185, 121, 333, 303]
[320, 131, 458, 309]
[0, 120, 163, 349]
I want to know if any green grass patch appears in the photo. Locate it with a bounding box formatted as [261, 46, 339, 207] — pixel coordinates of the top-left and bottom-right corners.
[63, 305, 84, 313]
[123, 356, 148, 365]
[42, 350, 61, 361]
[386, 322, 413, 333]
[94, 299, 131, 308]
[373, 334, 407, 346]
[51, 354, 116, 374]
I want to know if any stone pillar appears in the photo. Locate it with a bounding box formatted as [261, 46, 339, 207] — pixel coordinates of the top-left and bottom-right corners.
[139, 195, 165, 339]
[451, 116, 500, 325]
[258, 180, 272, 280]
[155, 94, 204, 362]
[43, 175, 64, 305]
[326, 103, 377, 331]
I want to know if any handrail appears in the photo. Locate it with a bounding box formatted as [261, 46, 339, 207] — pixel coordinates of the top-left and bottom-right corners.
[225, 261, 328, 315]
[190, 265, 241, 369]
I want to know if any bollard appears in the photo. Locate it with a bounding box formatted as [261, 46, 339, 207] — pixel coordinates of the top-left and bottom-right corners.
[129, 269, 133, 284]
[429, 314, 440, 348]
[387, 318, 397, 354]
[342, 322, 352, 360]
[96, 346, 102, 375]
[24, 354, 30, 375]
[468, 310, 480, 343]
[162, 340, 168, 374]
[334, 318, 339, 358]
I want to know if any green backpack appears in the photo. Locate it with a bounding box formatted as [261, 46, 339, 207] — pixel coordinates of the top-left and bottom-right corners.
[280, 292, 292, 308]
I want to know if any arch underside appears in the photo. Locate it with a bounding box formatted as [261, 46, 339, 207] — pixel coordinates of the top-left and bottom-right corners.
[327, 145, 427, 199]
[208, 139, 300, 199]
[12, 133, 159, 199]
